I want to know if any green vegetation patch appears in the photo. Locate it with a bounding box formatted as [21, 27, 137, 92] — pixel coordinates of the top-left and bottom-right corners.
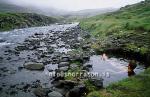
[0, 13, 57, 31]
[86, 68, 150, 97]
[80, 0, 150, 56]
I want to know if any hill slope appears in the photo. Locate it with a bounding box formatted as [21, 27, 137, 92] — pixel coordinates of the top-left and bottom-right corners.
[0, 13, 57, 31]
[80, 0, 150, 63]
[0, 2, 28, 13]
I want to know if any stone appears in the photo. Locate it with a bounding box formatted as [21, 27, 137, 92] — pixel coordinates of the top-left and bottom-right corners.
[59, 66, 69, 72]
[15, 45, 28, 51]
[24, 62, 44, 70]
[83, 64, 92, 68]
[58, 62, 69, 68]
[0, 39, 5, 43]
[67, 84, 86, 97]
[83, 64, 93, 71]
[0, 87, 2, 91]
[33, 87, 50, 97]
[83, 55, 90, 61]
[89, 78, 103, 88]
[70, 64, 78, 69]
[54, 80, 78, 89]
[0, 57, 3, 61]
[48, 91, 63, 97]
[82, 44, 91, 50]
[61, 56, 70, 62]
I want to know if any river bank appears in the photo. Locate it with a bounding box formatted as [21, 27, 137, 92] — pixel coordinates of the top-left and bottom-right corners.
[87, 67, 150, 97]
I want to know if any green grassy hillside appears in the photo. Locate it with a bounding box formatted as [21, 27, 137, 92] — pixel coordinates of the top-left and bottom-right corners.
[80, 0, 150, 63]
[0, 13, 57, 31]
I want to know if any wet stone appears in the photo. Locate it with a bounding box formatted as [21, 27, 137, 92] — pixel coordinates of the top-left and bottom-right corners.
[67, 84, 86, 97]
[24, 62, 44, 70]
[58, 62, 69, 68]
[0, 87, 3, 91]
[89, 78, 103, 88]
[48, 91, 63, 97]
[0, 57, 3, 60]
[33, 87, 51, 97]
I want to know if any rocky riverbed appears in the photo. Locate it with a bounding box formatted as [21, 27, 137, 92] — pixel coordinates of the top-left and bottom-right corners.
[0, 23, 145, 97]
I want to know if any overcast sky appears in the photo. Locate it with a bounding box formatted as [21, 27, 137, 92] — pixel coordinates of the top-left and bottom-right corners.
[5, 0, 144, 11]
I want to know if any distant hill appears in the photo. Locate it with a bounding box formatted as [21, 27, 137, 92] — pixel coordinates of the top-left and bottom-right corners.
[68, 8, 117, 17]
[0, 1, 29, 13]
[0, 13, 57, 31]
[80, 0, 150, 63]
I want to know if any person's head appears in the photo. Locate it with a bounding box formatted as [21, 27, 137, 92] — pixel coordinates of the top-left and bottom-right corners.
[129, 60, 136, 65]
[129, 60, 137, 70]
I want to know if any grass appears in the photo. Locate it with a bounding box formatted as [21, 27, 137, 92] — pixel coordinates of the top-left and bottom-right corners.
[64, 66, 81, 81]
[84, 80, 98, 92]
[80, 0, 150, 55]
[86, 68, 150, 97]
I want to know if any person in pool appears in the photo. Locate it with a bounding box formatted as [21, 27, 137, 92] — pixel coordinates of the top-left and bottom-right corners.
[128, 60, 137, 76]
[102, 53, 108, 61]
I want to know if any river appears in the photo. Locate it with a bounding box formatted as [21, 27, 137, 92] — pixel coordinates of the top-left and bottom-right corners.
[0, 23, 145, 97]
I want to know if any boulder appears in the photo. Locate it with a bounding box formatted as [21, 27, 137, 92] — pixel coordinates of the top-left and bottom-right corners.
[48, 91, 63, 97]
[24, 62, 44, 70]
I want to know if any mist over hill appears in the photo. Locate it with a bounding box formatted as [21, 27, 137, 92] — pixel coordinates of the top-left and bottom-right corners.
[0, 0, 117, 17]
[0, 1, 66, 16]
[64, 8, 118, 19]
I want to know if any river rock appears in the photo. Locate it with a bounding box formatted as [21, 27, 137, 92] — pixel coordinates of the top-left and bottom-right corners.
[33, 87, 50, 97]
[83, 63, 92, 68]
[48, 91, 63, 97]
[24, 62, 44, 70]
[61, 55, 70, 62]
[70, 64, 78, 69]
[0, 39, 5, 43]
[59, 66, 69, 72]
[66, 84, 86, 97]
[58, 62, 69, 68]
[89, 78, 103, 88]
[83, 63, 92, 71]
[15, 45, 28, 51]
[0, 57, 3, 61]
[82, 44, 91, 50]
[83, 55, 90, 61]
[54, 80, 78, 89]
